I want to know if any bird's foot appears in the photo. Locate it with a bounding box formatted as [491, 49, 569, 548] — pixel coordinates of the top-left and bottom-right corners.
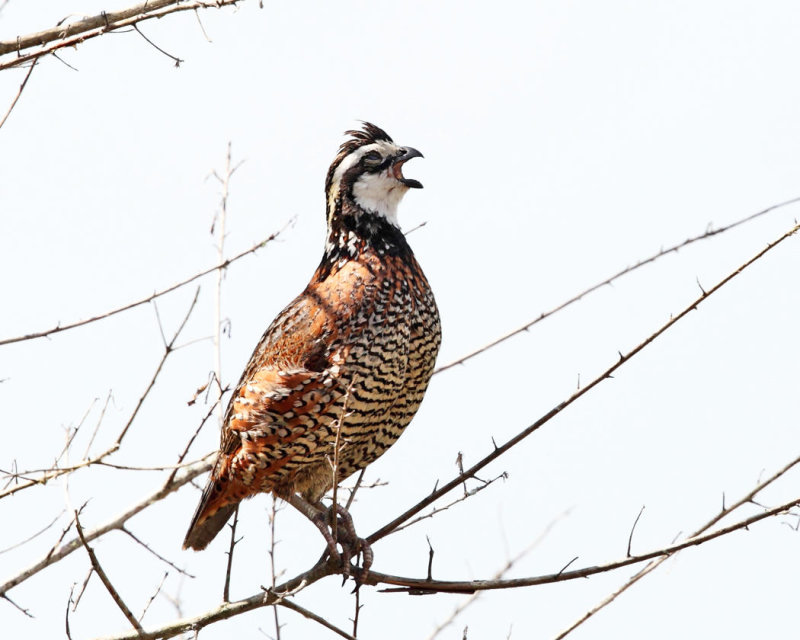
[326, 503, 373, 585]
[288, 494, 373, 585]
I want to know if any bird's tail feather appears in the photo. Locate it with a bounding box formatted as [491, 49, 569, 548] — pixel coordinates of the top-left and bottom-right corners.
[182, 476, 236, 550]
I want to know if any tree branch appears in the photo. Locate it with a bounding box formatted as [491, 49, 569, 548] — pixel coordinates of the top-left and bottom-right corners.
[74, 513, 144, 635]
[434, 195, 800, 375]
[0, 459, 211, 597]
[0, 221, 291, 347]
[366, 493, 800, 594]
[0, 0, 244, 71]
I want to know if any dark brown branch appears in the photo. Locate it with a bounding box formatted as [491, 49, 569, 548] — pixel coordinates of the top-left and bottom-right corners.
[74, 512, 145, 635]
[0, 222, 291, 347]
[369, 222, 800, 544]
[434, 196, 800, 375]
[366, 493, 800, 594]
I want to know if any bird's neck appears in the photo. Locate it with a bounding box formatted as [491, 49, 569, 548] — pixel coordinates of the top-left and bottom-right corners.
[319, 197, 412, 272]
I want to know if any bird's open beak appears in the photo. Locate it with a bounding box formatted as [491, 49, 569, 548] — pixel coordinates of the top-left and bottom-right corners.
[391, 147, 423, 188]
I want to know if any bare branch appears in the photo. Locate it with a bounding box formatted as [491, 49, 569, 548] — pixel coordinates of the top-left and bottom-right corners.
[132, 24, 183, 67]
[626, 506, 645, 557]
[434, 196, 800, 375]
[93, 557, 337, 640]
[0, 222, 292, 347]
[0, 289, 200, 500]
[74, 511, 145, 635]
[0, 459, 211, 597]
[139, 572, 168, 623]
[277, 597, 357, 640]
[367, 493, 800, 594]
[0, 509, 65, 555]
[369, 222, 800, 544]
[223, 507, 240, 603]
[0, 0, 244, 71]
[553, 451, 800, 639]
[119, 528, 195, 578]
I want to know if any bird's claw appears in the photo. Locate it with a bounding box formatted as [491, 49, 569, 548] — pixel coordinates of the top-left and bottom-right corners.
[325, 504, 373, 585]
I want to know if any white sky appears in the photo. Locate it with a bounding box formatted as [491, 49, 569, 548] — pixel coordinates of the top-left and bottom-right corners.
[1, 2, 800, 639]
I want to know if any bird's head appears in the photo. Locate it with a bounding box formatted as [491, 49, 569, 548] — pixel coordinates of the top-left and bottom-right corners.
[325, 122, 423, 228]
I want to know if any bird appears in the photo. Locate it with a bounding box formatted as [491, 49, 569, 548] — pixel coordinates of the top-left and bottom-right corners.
[183, 123, 441, 573]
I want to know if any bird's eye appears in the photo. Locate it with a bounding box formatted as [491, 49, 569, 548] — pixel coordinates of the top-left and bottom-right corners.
[362, 151, 382, 166]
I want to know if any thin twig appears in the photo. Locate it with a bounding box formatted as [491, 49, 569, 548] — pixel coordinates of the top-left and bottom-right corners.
[132, 24, 183, 66]
[0, 509, 65, 554]
[268, 496, 282, 640]
[139, 572, 168, 623]
[95, 557, 337, 640]
[211, 142, 242, 427]
[0, 222, 291, 347]
[277, 598, 357, 640]
[74, 511, 145, 635]
[0, 290, 200, 501]
[0, 58, 36, 131]
[0, 459, 211, 597]
[427, 513, 567, 640]
[392, 472, 506, 536]
[120, 528, 195, 578]
[434, 196, 800, 375]
[223, 507, 240, 603]
[626, 506, 645, 557]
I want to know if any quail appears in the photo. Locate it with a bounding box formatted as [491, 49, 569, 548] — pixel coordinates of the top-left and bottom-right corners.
[183, 123, 441, 572]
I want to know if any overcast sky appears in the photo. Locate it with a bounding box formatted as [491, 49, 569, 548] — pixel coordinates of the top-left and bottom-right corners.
[2, 2, 800, 639]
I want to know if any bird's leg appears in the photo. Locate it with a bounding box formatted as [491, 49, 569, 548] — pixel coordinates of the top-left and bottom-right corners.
[286, 494, 342, 566]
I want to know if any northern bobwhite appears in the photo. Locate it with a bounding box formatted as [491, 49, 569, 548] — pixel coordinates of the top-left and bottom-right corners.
[183, 123, 441, 567]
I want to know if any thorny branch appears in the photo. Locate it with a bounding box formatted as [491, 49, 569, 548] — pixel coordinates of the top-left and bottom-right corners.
[552, 451, 800, 639]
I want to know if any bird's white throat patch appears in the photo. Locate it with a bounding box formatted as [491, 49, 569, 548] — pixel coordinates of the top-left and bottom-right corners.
[351, 170, 408, 227]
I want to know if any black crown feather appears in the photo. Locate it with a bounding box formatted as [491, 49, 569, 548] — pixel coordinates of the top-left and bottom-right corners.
[325, 122, 394, 199]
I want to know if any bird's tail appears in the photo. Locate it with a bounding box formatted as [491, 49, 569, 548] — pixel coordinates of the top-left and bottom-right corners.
[182, 475, 237, 550]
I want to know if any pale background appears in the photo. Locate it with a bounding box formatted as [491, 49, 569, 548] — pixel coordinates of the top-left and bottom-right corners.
[1, 2, 799, 638]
